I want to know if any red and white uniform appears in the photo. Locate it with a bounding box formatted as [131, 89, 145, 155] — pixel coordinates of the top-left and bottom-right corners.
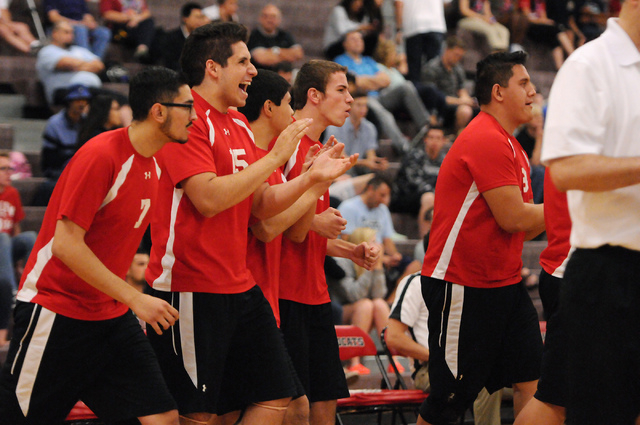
[147, 90, 258, 294]
[0, 186, 25, 234]
[279, 135, 331, 305]
[539, 171, 572, 278]
[17, 128, 160, 320]
[422, 112, 532, 288]
[247, 147, 286, 325]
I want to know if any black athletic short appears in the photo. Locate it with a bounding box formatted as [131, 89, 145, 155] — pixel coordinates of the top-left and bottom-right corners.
[561, 246, 640, 424]
[279, 299, 349, 403]
[0, 302, 176, 424]
[147, 285, 298, 415]
[419, 277, 543, 425]
[534, 270, 567, 407]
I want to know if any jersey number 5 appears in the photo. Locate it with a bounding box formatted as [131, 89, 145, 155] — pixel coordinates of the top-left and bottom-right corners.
[134, 199, 151, 229]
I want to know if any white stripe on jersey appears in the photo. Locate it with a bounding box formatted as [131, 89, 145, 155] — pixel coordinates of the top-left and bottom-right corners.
[432, 182, 480, 280]
[552, 246, 574, 278]
[443, 284, 464, 379]
[16, 307, 55, 416]
[153, 157, 162, 180]
[283, 141, 301, 179]
[100, 154, 134, 210]
[232, 118, 256, 145]
[178, 292, 198, 388]
[16, 239, 54, 303]
[205, 109, 216, 146]
[152, 188, 185, 292]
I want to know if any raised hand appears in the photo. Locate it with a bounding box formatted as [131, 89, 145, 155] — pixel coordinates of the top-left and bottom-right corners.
[271, 118, 313, 164]
[308, 142, 358, 182]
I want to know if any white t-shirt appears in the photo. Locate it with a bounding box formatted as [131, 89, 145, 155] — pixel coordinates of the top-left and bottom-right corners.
[542, 18, 640, 251]
[396, 0, 447, 38]
[0, 0, 8, 10]
[389, 273, 429, 348]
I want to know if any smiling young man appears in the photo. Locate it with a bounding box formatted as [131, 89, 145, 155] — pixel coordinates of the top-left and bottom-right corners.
[418, 51, 545, 425]
[144, 23, 348, 425]
[0, 66, 193, 425]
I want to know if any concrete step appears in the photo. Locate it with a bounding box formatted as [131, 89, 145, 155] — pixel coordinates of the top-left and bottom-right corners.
[0, 94, 26, 119]
[0, 118, 46, 152]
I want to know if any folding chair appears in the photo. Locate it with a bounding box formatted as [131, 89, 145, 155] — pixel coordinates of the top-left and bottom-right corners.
[65, 401, 101, 424]
[335, 325, 428, 425]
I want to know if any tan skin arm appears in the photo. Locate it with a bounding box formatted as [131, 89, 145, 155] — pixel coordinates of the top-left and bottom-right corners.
[327, 238, 380, 270]
[51, 218, 179, 335]
[55, 56, 105, 73]
[548, 154, 640, 192]
[385, 318, 430, 362]
[355, 71, 391, 92]
[482, 185, 545, 239]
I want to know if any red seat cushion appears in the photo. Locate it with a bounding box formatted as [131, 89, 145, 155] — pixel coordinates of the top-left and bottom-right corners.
[65, 401, 98, 421]
[337, 389, 428, 407]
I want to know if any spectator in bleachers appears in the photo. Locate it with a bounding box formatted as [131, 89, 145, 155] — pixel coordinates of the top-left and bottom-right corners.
[515, 103, 545, 204]
[328, 226, 388, 375]
[421, 35, 476, 133]
[36, 21, 103, 106]
[324, 90, 388, 176]
[336, 30, 430, 153]
[394, 0, 447, 83]
[0, 0, 41, 54]
[493, 0, 529, 53]
[0, 151, 36, 347]
[390, 125, 448, 238]
[99, 0, 156, 61]
[458, 0, 511, 51]
[338, 174, 418, 294]
[126, 249, 150, 293]
[247, 4, 304, 72]
[202, 0, 238, 23]
[76, 93, 124, 148]
[44, 0, 111, 59]
[323, 0, 380, 60]
[520, 0, 575, 70]
[162, 2, 209, 72]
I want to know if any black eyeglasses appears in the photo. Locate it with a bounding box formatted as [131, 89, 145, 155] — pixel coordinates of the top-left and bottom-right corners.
[160, 102, 194, 114]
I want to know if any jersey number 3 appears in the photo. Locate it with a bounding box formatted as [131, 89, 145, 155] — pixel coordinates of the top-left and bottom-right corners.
[134, 199, 151, 229]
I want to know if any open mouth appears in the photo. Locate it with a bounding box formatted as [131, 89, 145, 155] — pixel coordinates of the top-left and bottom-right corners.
[239, 82, 251, 93]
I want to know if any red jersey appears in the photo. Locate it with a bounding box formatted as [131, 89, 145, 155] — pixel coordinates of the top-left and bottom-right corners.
[246, 147, 286, 326]
[147, 90, 258, 294]
[422, 112, 532, 288]
[279, 135, 331, 305]
[17, 128, 159, 320]
[0, 186, 25, 234]
[539, 171, 572, 278]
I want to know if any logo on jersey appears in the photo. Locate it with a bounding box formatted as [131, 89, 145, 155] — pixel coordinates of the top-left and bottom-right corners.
[224, 128, 230, 136]
[144, 171, 151, 179]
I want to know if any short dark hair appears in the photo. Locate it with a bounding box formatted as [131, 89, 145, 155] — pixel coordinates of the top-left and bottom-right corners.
[445, 35, 466, 50]
[180, 21, 248, 87]
[475, 51, 528, 106]
[129, 66, 187, 121]
[181, 2, 202, 18]
[365, 174, 391, 191]
[291, 60, 348, 111]
[351, 88, 368, 99]
[238, 69, 290, 123]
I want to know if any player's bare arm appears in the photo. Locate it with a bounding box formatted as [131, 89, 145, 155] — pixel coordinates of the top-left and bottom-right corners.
[483, 185, 544, 235]
[181, 118, 311, 218]
[327, 238, 380, 271]
[51, 218, 179, 335]
[548, 154, 640, 192]
[386, 318, 430, 362]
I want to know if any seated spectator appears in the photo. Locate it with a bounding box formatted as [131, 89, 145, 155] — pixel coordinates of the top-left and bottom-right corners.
[162, 2, 210, 71]
[336, 30, 430, 153]
[458, 0, 510, 51]
[247, 4, 304, 72]
[492, 0, 529, 52]
[323, 0, 380, 60]
[390, 125, 448, 237]
[36, 21, 103, 106]
[76, 93, 124, 148]
[421, 35, 476, 133]
[515, 103, 545, 204]
[0, 151, 36, 346]
[324, 90, 388, 175]
[126, 249, 150, 293]
[328, 227, 388, 375]
[0, 0, 41, 54]
[520, 0, 574, 70]
[274, 60, 294, 84]
[386, 271, 503, 425]
[44, 0, 111, 59]
[100, 0, 156, 60]
[202, 0, 238, 22]
[40, 84, 89, 184]
[338, 174, 418, 293]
